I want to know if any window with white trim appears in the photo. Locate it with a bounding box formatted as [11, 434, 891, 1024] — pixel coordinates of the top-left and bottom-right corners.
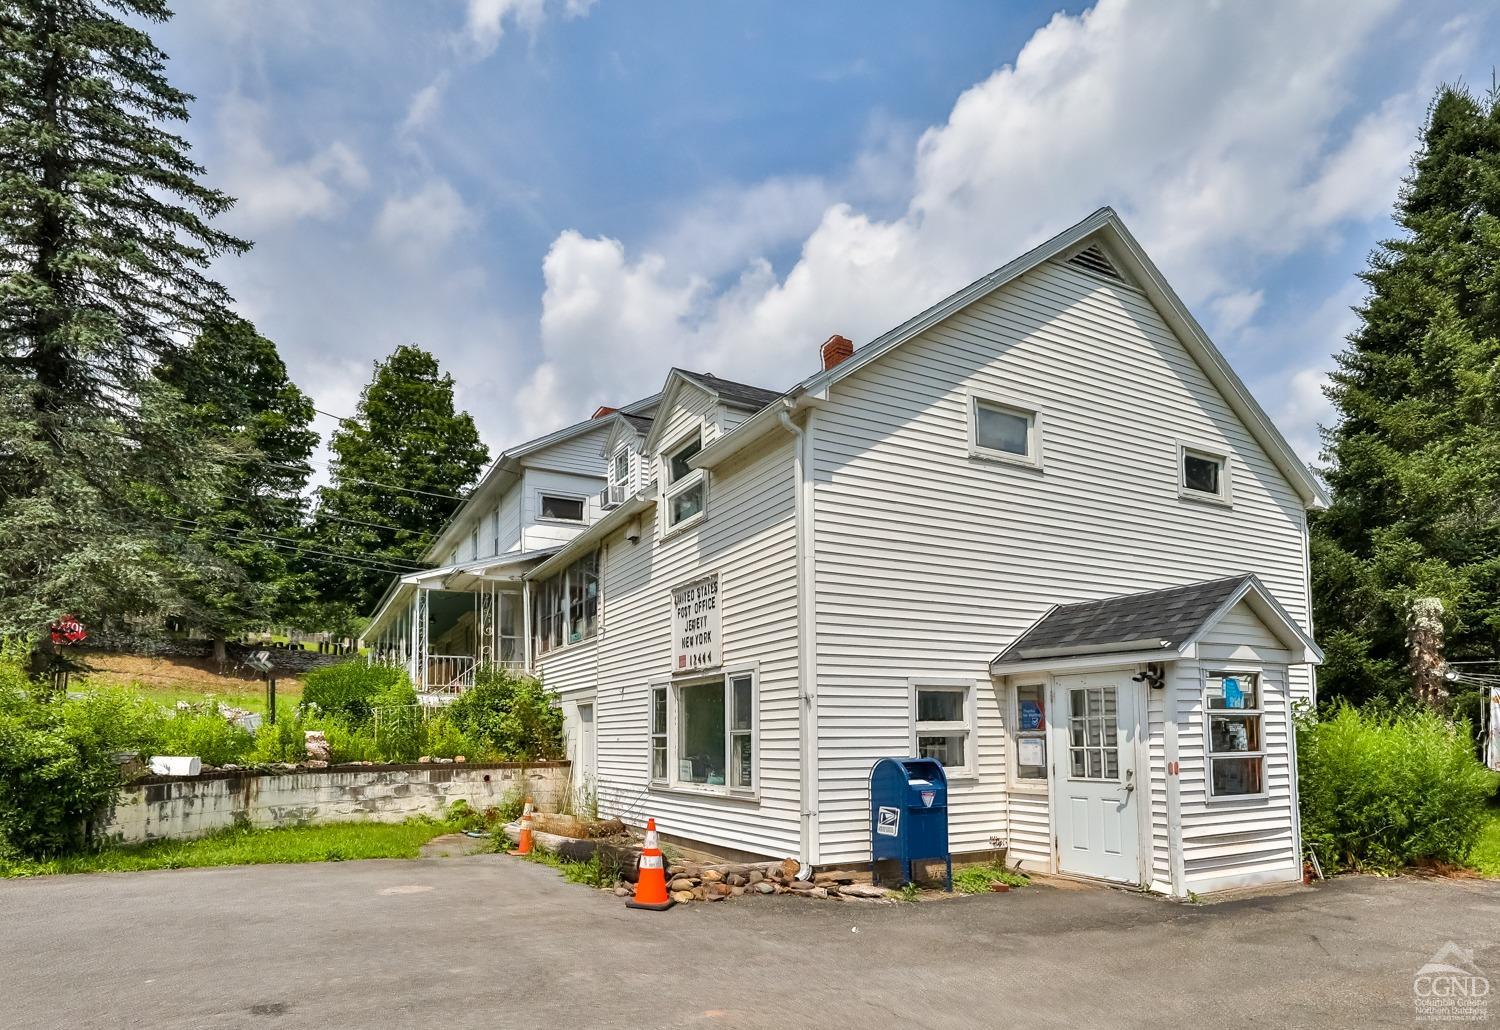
[649, 685, 668, 782]
[607, 448, 631, 505]
[1013, 683, 1047, 781]
[531, 550, 599, 656]
[539, 493, 585, 522]
[1204, 671, 1264, 797]
[969, 394, 1039, 465]
[654, 669, 756, 793]
[491, 509, 500, 555]
[911, 683, 974, 775]
[470, 526, 480, 560]
[1180, 445, 1230, 503]
[663, 430, 707, 530]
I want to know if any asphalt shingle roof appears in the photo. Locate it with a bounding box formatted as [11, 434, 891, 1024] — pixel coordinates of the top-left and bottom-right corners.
[993, 574, 1254, 664]
[618, 412, 653, 434]
[676, 370, 784, 411]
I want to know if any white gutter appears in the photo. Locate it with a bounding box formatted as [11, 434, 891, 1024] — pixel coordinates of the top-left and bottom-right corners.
[779, 402, 820, 867]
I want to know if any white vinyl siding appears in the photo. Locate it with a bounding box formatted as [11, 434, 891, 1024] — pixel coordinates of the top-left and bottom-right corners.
[521, 469, 603, 550]
[536, 431, 800, 857]
[811, 257, 1313, 864]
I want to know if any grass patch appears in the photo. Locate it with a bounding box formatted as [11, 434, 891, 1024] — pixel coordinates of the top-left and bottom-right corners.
[95, 679, 304, 717]
[513, 844, 623, 889]
[1472, 806, 1500, 878]
[0, 818, 464, 878]
[953, 861, 1030, 894]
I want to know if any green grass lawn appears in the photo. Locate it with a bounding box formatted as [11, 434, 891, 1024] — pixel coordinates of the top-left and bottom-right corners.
[0, 818, 467, 878]
[87, 679, 304, 717]
[1472, 805, 1500, 878]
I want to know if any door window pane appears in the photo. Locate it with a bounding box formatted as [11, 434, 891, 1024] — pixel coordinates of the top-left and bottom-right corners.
[1068, 685, 1120, 781]
[677, 681, 726, 786]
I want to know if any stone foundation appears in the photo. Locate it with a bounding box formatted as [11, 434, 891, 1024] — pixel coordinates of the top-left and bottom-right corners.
[101, 762, 570, 844]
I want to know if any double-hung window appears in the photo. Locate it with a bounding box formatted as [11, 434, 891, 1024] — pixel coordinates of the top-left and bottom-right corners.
[650, 669, 756, 794]
[607, 448, 631, 505]
[1204, 671, 1264, 798]
[470, 526, 480, 560]
[663, 430, 707, 531]
[911, 682, 975, 776]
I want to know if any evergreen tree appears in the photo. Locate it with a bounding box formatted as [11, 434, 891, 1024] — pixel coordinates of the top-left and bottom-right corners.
[0, 0, 248, 640]
[156, 317, 317, 661]
[1313, 84, 1500, 723]
[310, 345, 488, 622]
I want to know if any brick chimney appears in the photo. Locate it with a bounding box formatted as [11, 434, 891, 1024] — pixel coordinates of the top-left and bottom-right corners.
[820, 334, 854, 371]
[591, 405, 618, 419]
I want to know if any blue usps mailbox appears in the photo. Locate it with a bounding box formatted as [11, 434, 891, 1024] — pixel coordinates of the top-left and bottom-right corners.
[869, 756, 951, 891]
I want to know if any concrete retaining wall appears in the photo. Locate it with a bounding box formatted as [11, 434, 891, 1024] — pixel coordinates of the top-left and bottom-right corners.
[101, 762, 571, 845]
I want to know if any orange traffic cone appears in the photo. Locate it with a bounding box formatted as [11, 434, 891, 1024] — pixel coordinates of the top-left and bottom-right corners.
[626, 817, 674, 911]
[512, 798, 535, 856]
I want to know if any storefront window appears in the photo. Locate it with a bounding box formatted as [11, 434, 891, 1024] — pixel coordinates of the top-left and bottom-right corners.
[678, 680, 726, 786]
[1205, 672, 1264, 797]
[657, 670, 756, 793]
[1015, 683, 1047, 780]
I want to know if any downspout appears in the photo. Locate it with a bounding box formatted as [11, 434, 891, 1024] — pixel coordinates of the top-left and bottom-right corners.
[522, 577, 533, 674]
[779, 403, 819, 867]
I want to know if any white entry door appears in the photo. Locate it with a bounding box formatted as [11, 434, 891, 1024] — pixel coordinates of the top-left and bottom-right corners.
[1051, 674, 1139, 883]
[574, 702, 596, 802]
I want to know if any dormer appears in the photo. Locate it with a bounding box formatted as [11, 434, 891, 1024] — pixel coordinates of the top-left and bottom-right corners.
[598, 411, 654, 509]
[640, 369, 784, 536]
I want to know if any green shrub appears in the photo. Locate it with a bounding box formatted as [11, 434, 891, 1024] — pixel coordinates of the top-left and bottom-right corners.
[446, 666, 563, 760]
[248, 713, 307, 764]
[1297, 703, 1499, 872]
[0, 650, 147, 858]
[300, 661, 411, 725]
[154, 707, 255, 767]
[953, 862, 1029, 894]
[314, 717, 381, 764]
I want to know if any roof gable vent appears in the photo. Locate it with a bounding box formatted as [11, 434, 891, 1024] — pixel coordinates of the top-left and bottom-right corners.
[1066, 244, 1124, 282]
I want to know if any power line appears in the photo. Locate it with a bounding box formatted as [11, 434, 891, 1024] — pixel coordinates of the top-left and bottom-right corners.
[227, 496, 437, 540]
[163, 515, 428, 575]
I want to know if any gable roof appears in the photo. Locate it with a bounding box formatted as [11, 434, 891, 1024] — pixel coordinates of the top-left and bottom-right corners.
[424, 391, 659, 562]
[693, 208, 1328, 508]
[990, 573, 1322, 672]
[642, 368, 784, 453]
[675, 369, 784, 410]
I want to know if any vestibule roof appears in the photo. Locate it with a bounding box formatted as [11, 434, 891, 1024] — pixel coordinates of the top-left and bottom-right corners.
[990, 573, 1322, 673]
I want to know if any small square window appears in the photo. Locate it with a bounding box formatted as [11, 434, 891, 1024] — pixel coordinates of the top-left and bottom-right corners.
[970, 395, 1038, 464]
[1180, 446, 1230, 501]
[540, 495, 585, 521]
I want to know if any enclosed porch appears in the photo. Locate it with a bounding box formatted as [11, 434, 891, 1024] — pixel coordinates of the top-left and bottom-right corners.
[362, 549, 556, 698]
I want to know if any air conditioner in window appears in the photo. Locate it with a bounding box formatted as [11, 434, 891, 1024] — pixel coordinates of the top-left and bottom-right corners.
[600, 483, 625, 510]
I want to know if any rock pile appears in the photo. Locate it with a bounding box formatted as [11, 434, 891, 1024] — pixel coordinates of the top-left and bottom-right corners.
[614, 857, 890, 903]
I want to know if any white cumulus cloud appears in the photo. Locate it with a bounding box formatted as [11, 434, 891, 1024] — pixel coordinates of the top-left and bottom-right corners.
[216, 97, 369, 229]
[510, 0, 1457, 439]
[374, 179, 475, 260]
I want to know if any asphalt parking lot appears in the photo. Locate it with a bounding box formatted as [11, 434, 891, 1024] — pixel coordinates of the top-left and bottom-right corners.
[3, 855, 1497, 1030]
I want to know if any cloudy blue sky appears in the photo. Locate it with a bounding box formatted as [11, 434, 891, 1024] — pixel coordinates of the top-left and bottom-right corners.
[154, 0, 1496, 469]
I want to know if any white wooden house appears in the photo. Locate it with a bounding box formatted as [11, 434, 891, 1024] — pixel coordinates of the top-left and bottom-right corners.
[362, 208, 1325, 897]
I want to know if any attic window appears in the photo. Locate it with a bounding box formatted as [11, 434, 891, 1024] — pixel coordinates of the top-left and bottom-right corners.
[1066, 244, 1123, 282]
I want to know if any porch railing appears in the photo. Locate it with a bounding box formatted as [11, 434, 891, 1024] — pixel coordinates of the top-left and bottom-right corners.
[425, 654, 476, 694]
